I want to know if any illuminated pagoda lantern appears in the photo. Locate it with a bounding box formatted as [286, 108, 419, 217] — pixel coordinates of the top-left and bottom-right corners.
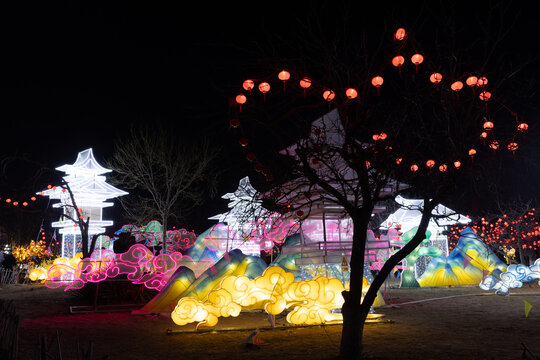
[277, 109, 408, 280]
[208, 176, 276, 256]
[40, 148, 128, 259]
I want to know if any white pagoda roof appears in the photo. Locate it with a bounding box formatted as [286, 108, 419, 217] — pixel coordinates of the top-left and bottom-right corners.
[56, 148, 111, 176]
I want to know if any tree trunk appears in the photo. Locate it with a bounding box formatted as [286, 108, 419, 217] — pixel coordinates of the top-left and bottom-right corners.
[162, 217, 168, 254]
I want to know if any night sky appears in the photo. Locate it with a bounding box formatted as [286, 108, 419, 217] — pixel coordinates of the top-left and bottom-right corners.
[0, 1, 538, 231]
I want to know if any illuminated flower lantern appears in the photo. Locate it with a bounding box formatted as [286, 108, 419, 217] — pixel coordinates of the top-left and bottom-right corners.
[39, 148, 128, 259]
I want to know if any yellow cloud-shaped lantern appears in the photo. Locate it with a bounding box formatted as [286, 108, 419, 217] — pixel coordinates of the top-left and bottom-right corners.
[171, 265, 382, 328]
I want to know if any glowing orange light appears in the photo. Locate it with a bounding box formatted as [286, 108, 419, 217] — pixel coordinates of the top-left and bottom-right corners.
[242, 79, 255, 91]
[454, 160, 461, 169]
[439, 164, 447, 172]
[479, 91, 491, 101]
[239, 137, 249, 147]
[345, 88, 358, 99]
[323, 90, 335, 101]
[235, 94, 246, 104]
[371, 76, 384, 87]
[13, 201, 18, 206]
[507, 142, 518, 151]
[396, 158, 403, 165]
[379, 133, 387, 140]
[392, 56, 405, 67]
[30, 196, 36, 201]
[411, 54, 424, 66]
[410, 164, 419, 172]
[518, 123, 529, 132]
[483, 120, 494, 130]
[23, 202, 28, 206]
[47, 185, 52, 189]
[466, 76, 478, 87]
[468, 148, 477, 156]
[430, 73, 443, 84]
[477, 77, 488, 86]
[426, 160, 435, 168]
[5, 198, 11, 203]
[372, 134, 380, 141]
[299, 77, 311, 89]
[489, 141, 500, 150]
[278, 70, 290, 81]
[480, 132, 488, 139]
[451, 81, 463, 92]
[258, 82, 270, 94]
[394, 28, 406, 41]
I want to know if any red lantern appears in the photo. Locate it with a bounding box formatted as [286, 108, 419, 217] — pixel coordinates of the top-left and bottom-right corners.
[379, 132, 387, 140]
[489, 141, 500, 150]
[5, 198, 11, 203]
[22, 202, 28, 207]
[466, 76, 478, 87]
[477, 77, 488, 86]
[479, 91, 491, 101]
[246, 153, 256, 162]
[468, 148, 477, 156]
[259, 82, 270, 94]
[345, 88, 358, 99]
[480, 132, 488, 139]
[451, 81, 463, 92]
[323, 90, 335, 101]
[371, 76, 383, 95]
[278, 70, 290, 81]
[30, 196, 36, 201]
[411, 54, 424, 72]
[296, 210, 304, 218]
[300, 77, 311, 89]
[454, 160, 461, 169]
[239, 137, 249, 147]
[410, 164, 419, 172]
[483, 120, 494, 130]
[13, 201, 18, 206]
[236, 94, 246, 105]
[426, 160, 435, 168]
[243, 79, 255, 91]
[394, 28, 406, 41]
[430, 73, 442, 84]
[372, 134, 380, 141]
[392, 55, 405, 68]
[517, 123, 529, 132]
[47, 184, 52, 189]
[508, 142, 519, 152]
[230, 118, 240, 128]
[439, 164, 448, 172]
[396, 158, 403, 165]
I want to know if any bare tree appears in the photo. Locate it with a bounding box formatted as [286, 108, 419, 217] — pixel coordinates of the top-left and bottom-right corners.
[106, 123, 219, 254]
[226, 3, 534, 359]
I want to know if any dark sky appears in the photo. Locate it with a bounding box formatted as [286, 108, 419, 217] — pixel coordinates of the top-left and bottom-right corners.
[0, 0, 538, 230]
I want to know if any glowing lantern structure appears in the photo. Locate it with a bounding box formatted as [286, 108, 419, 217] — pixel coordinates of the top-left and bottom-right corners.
[242, 80, 254, 92]
[451, 81, 463, 92]
[39, 149, 128, 259]
[429, 73, 442, 84]
[466, 76, 478, 87]
[345, 88, 358, 99]
[517, 122, 529, 132]
[411, 54, 424, 72]
[394, 28, 406, 41]
[323, 90, 335, 101]
[392, 55, 405, 69]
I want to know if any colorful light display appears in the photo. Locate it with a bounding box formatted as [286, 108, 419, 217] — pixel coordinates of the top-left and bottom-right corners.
[480, 258, 540, 294]
[171, 265, 377, 328]
[39, 148, 128, 258]
[119, 220, 197, 252]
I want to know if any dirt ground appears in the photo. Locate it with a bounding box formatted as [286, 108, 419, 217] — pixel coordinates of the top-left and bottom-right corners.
[3, 281, 540, 360]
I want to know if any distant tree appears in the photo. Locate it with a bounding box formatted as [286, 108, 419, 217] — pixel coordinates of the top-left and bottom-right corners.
[107, 123, 219, 254]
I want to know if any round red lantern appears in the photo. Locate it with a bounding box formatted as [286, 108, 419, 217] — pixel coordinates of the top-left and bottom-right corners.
[235, 94, 246, 105]
[468, 148, 477, 156]
[230, 118, 240, 128]
[392, 55, 405, 67]
[410, 164, 419, 172]
[477, 77, 488, 86]
[479, 91, 491, 101]
[454, 160, 461, 169]
[489, 141, 500, 150]
[426, 160, 435, 168]
[323, 90, 335, 101]
[371, 76, 384, 87]
[396, 158, 403, 165]
[439, 164, 448, 172]
[379, 132, 387, 140]
[22, 202, 28, 207]
[345, 88, 358, 99]
[480, 132, 488, 139]
[278, 70, 290, 81]
[451, 81, 463, 92]
[483, 120, 494, 130]
[5, 198, 11, 203]
[259, 82, 270, 94]
[296, 210, 304, 218]
[411, 54, 424, 72]
[239, 137, 249, 147]
[243, 79, 255, 91]
[394, 28, 406, 41]
[430, 73, 442, 84]
[517, 123, 529, 132]
[13, 201, 18, 206]
[372, 134, 380, 141]
[508, 142, 519, 152]
[30, 196, 36, 201]
[300, 77, 311, 89]
[466, 76, 478, 87]
[246, 153, 256, 162]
